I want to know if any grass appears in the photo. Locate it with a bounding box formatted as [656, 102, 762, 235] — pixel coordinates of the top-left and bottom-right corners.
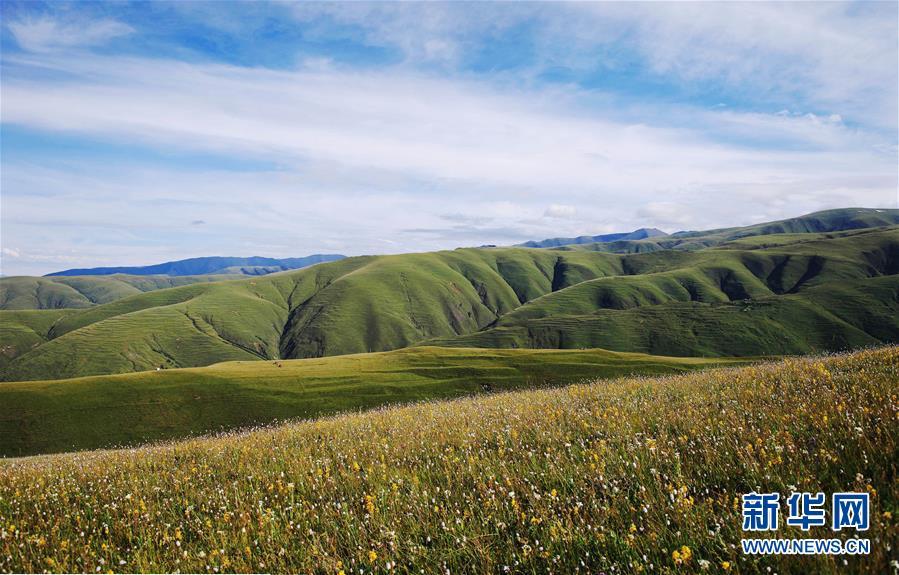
[0, 274, 239, 311]
[669, 207, 899, 241]
[0, 310, 74, 372]
[562, 210, 899, 254]
[426, 230, 899, 356]
[427, 276, 899, 356]
[2, 222, 897, 382]
[0, 250, 623, 381]
[0, 346, 743, 457]
[0, 347, 895, 574]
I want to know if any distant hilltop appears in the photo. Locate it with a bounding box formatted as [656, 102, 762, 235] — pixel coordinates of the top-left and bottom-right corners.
[518, 228, 667, 248]
[518, 207, 899, 249]
[46, 254, 346, 277]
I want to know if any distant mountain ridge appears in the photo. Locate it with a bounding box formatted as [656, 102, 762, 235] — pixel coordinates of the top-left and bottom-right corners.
[520, 208, 899, 250]
[2, 207, 898, 382]
[519, 227, 667, 248]
[46, 254, 346, 277]
[669, 207, 899, 239]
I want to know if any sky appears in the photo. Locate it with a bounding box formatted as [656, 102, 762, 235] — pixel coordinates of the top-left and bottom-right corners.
[1, 1, 897, 276]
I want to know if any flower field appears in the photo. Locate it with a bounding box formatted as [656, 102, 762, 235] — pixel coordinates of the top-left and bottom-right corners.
[1, 347, 897, 574]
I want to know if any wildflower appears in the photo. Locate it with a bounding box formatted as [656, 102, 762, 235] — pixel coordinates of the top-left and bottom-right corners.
[672, 545, 692, 564]
[721, 561, 731, 570]
[368, 550, 378, 563]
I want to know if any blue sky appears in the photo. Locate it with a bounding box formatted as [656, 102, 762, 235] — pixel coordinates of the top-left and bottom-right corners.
[1, 1, 897, 276]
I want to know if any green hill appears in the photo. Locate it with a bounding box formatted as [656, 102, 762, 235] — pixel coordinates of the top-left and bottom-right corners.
[671, 206, 899, 240]
[0, 250, 627, 380]
[428, 228, 899, 355]
[2, 347, 894, 574]
[0, 346, 741, 457]
[1, 222, 897, 382]
[525, 207, 899, 251]
[0, 309, 75, 372]
[0, 274, 240, 310]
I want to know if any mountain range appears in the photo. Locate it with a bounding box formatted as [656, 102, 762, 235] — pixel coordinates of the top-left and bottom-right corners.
[47, 254, 346, 277]
[2, 206, 899, 456]
[1, 207, 897, 383]
[518, 227, 666, 248]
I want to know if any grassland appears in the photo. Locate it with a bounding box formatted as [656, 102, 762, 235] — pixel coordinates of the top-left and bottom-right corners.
[0, 346, 742, 457]
[427, 276, 899, 356]
[2, 224, 897, 382]
[0, 310, 74, 372]
[670, 207, 899, 241]
[427, 229, 899, 356]
[1, 347, 895, 574]
[561, 208, 899, 253]
[0, 250, 625, 381]
[0, 274, 240, 310]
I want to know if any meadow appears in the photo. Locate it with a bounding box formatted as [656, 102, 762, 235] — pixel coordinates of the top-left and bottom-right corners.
[0, 346, 740, 457]
[1, 347, 895, 574]
[0, 275, 239, 310]
[3, 224, 898, 382]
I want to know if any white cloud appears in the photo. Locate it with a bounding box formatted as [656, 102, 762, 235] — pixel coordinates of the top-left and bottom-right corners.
[1, 46, 896, 274]
[4, 53, 892, 192]
[2, 247, 21, 258]
[8, 17, 134, 53]
[600, 2, 897, 128]
[286, 3, 897, 130]
[544, 204, 576, 219]
[635, 202, 693, 229]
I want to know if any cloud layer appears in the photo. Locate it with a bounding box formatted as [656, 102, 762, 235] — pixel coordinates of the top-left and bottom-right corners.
[0, 2, 896, 275]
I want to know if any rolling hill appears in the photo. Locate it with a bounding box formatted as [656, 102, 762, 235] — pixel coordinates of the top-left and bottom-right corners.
[0, 346, 742, 457]
[557, 207, 899, 253]
[0, 209, 897, 382]
[46, 254, 346, 277]
[0, 274, 240, 310]
[518, 226, 666, 248]
[428, 227, 899, 356]
[670, 206, 899, 240]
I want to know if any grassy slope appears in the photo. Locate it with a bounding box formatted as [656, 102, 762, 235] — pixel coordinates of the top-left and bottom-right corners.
[1, 347, 895, 574]
[564, 212, 899, 254]
[426, 281, 898, 356]
[0, 274, 240, 310]
[1, 224, 897, 381]
[0, 310, 75, 372]
[0, 346, 741, 457]
[670, 207, 899, 240]
[428, 229, 899, 356]
[0, 250, 624, 381]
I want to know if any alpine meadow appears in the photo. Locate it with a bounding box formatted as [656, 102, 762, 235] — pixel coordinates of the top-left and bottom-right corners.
[1, 2, 898, 575]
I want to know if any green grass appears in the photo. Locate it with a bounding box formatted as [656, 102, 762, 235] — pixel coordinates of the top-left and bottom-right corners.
[0, 249, 625, 381]
[425, 230, 899, 356]
[0, 274, 240, 310]
[0, 346, 743, 457]
[671, 207, 899, 240]
[426, 281, 898, 356]
[561, 209, 899, 254]
[0, 310, 75, 371]
[1, 221, 897, 382]
[1, 347, 895, 574]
